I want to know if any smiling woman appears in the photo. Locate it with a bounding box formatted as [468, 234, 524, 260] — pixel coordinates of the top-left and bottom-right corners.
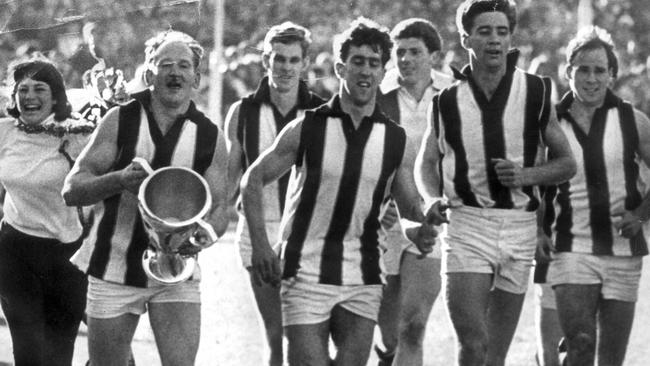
[0, 58, 93, 366]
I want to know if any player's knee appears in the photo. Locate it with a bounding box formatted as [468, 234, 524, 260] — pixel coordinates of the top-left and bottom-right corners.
[288, 351, 325, 366]
[567, 332, 595, 364]
[454, 324, 487, 361]
[457, 334, 487, 361]
[398, 317, 427, 347]
[266, 324, 284, 345]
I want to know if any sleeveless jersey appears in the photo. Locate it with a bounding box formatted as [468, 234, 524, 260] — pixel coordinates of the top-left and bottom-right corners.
[543, 90, 648, 256]
[236, 77, 324, 221]
[433, 51, 552, 211]
[71, 90, 219, 287]
[279, 97, 406, 285]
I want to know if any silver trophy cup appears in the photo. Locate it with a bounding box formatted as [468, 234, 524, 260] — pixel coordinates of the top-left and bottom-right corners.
[134, 158, 218, 284]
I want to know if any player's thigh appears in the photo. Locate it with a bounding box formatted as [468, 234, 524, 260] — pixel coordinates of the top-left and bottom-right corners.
[148, 301, 201, 366]
[285, 321, 330, 366]
[399, 253, 441, 319]
[331, 305, 376, 366]
[597, 299, 636, 365]
[553, 284, 600, 337]
[87, 313, 140, 366]
[445, 272, 492, 328]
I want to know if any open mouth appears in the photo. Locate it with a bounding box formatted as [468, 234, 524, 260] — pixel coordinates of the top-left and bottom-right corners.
[22, 104, 41, 112]
[357, 81, 371, 88]
[166, 80, 183, 89]
[582, 87, 600, 95]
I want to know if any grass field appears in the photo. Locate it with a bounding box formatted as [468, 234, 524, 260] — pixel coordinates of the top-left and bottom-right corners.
[2, 222, 650, 365]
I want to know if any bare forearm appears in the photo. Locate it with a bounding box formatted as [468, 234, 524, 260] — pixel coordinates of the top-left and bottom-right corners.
[415, 164, 441, 208]
[523, 156, 576, 186]
[633, 192, 650, 222]
[63, 171, 125, 206]
[207, 205, 229, 237]
[241, 173, 270, 250]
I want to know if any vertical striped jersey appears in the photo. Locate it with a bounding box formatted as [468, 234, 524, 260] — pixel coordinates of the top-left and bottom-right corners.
[432, 51, 552, 211]
[279, 96, 406, 285]
[71, 90, 219, 287]
[236, 77, 324, 222]
[543, 91, 648, 256]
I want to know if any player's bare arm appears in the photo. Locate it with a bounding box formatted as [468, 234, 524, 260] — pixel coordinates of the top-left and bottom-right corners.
[240, 117, 303, 285]
[62, 107, 149, 206]
[616, 109, 650, 237]
[414, 109, 447, 225]
[224, 101, 243, 206]
[393, 136, 439, 255]
[494, 108, 576, 188]
[204, 129, 230, 237]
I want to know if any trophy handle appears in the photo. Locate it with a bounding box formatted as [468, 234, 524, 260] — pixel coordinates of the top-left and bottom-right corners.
[132, 157, 154, 175]
[189, 219, 219, 248]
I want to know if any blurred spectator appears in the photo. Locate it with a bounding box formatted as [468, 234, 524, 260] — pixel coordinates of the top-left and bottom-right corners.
[307, 51, 337, 99]
[68, 22, 102, 81]
[125, 64, 148, 95]
[76, 62, 129, 125]
[529, 52, 560, 103]
[612, 57, 650, 116]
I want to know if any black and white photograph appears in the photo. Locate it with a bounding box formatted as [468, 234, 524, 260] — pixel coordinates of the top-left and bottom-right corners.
[1, 1, 650, 365]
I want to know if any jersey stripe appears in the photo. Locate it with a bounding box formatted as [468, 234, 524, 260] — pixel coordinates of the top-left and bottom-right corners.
[439, 86, 480, 207]
[360, 122, 405, 284]
[283, 112, 327, 279]
[437, 69, 546, 211]
[320, 116, 374, 284]
[281, 99, 405, 285]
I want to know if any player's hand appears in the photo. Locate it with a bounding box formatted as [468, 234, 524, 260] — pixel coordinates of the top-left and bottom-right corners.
[177, 228, 216, 256]
[406, 223, 438, 257]
[119, 161, 149, 194]
[613, 211, 645, 238]
[380, 201, 399, 229]
[251, 245, 281, 287]
[425, 200, 450, 226]
[177, 241, 202, 256]
[492, 158, 526, 188]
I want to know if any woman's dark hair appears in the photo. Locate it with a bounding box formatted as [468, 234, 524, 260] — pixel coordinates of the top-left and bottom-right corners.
[7, 59, 72, 121]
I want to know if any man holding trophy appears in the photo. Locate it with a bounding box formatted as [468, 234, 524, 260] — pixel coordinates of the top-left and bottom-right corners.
[62, 30, 229, 366]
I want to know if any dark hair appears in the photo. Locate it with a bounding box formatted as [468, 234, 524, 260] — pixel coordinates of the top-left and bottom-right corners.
[333, 17, 392, 67]
[144, 30, 204, 69]
[456, 0, 517, 37]
[263, 22, 312, 58]
[390, 18, 442, 53]
[7, 59, 71, 121]
[566, 26, 618, 79]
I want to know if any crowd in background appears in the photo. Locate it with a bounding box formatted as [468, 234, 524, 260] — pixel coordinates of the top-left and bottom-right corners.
[0, 23, 342, 122]
[0, 18, 649, 123]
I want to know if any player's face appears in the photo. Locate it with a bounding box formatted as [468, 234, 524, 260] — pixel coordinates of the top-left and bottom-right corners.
[394, 37, 435, 87]
[265, 42, 307, 93]
[15, 78, 54, 125]
[463, 12, 512, 70]
[338, 44, 385, 107]
[567, 47, 612, 108]
[148, 41, 199, 108]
